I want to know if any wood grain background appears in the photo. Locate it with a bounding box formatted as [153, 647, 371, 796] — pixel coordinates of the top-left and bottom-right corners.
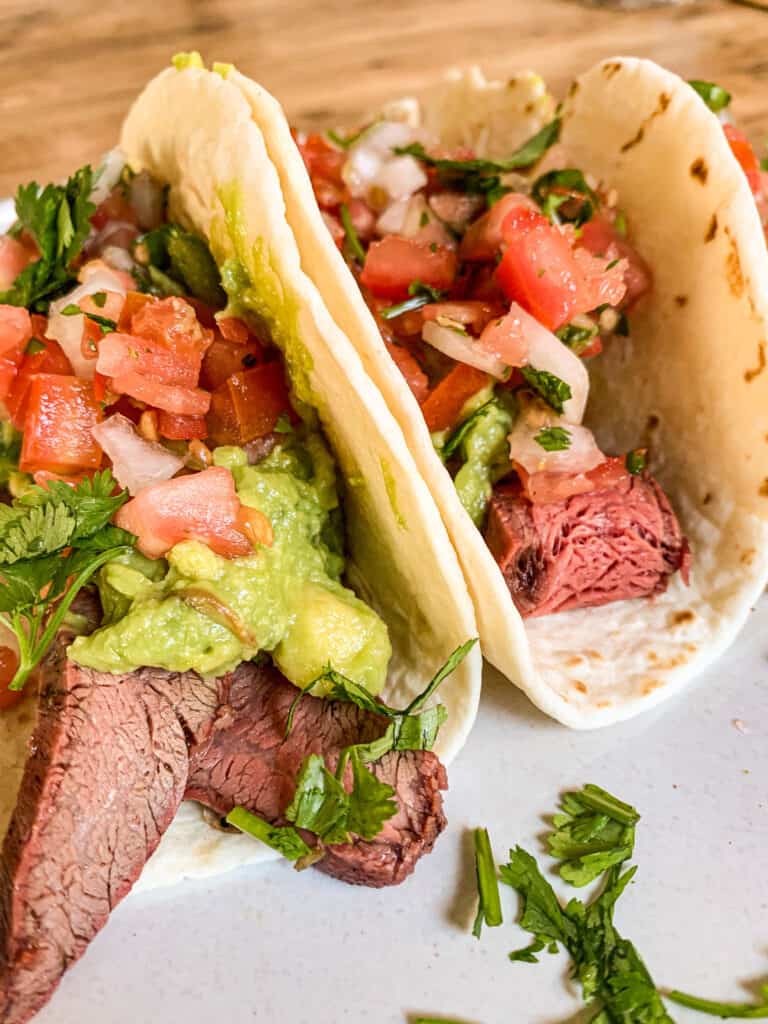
[1, 0, 767, 195]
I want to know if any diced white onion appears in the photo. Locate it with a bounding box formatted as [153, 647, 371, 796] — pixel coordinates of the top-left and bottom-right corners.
[511, 302, 589, 424]
[90, 148, 127, 206]
[47, 270, 128, 379]
[92, 414, 184, 496]
[507, 417, 605, 476]
[376, 197, 409, 236]
[101, 245, 136, 273]
[422, 321, 508, 379]
[343, 120, 424, 202]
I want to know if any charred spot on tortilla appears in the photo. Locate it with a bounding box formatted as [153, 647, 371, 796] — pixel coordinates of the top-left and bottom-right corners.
[705, 213, 718, 242]
[724, 226, 745, 297]
[702, 491, 713, 506]
[620, 92, 671, 152]
[744, 341, 766, 382]
[642, 679, 663, 696]
[669, 609, 695, 627]
[602, 61, 623, 79]
[759, 479, 768, 497]
[573, 681, 588, 694]
[568, 80, 580, 98]
[524, 102, 535, 115]
[646, 413, 660, 431]
[741, 549, 757, 566]
[689, 157, 708, 184]
[674, 294, 689, 307]
[566, 654, 584, 667]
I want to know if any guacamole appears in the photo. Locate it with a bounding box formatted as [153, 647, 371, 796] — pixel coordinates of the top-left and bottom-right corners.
[70, 436, 391, 694]
[452, 394, 515, 527]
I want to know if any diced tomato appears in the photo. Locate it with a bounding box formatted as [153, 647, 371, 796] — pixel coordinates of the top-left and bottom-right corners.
[207, 362, 292, 446]
[117, 290, 154, 331]
[348, 198, 376, 242]
[115, 466, 256, 559]
[384, 341, 429, 402]
[200, 337, 266, 391]
[90, 187, 139, 230]
[518, 456, 631, 505]
[578, 217, 652, 308]
[20, 375, 102, 474]
[217, 317, 254, 346]
[0, 236, 35, 291]
[421, 301, 503, 333]
[157, 411, 208, 440]
[295, 132, 346, 185]
[80, 288, 125, 324]
[723, 124, 762, 195]
[131, 296, 213, 369]
[0, 359, 19, 402]
[420, 363, 491, 433]
[360, 237, 458, 300]
[0, 647, 22, 711]
[80, 317, 104, 362]
[0, 305, 32, 357]
[110, 371, 211, 417]
[477, 310, 528, 366]
[97, 332, 200, 388]
[459, 193, 536, 262]
[313, 177, 346, 210]
[33, 469, 90, 489]
[7, 337, 73, 429]
[496, 209, 625, 331]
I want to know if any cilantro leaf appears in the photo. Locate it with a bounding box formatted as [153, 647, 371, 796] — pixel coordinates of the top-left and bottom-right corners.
[500, 845, 579, 950]
[667, 986, 768, 1018]
[532, 169, 599, 227]
[0, 166, 96, 311]
[547, 784, 639, 887]
[380, 280, 446, 320]
[626, 449, 647, 476]
[442, 400, 495, 459]
[284, 753, 350, 844]
[226, 807, 312, 862]
[535, 426, 571, 453]
[472, 827, 503, 939]
[344, 748, 397, 840]
[521, 365, 572, 414]
[689, 80, 732, 114]
[556, 320, 599, 355]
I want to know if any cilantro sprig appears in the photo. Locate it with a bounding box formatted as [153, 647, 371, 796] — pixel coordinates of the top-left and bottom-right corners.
[0, 166, 96, 312]
[689, 79, 732, 114]
[0, 470, 134, 691]
[531, 168, 599, 227]
[667, 987, 768, 1018]
[228, 639, 477, 861]
[472, 827, 503, 938]
[393, 118, 561, 203]
[534, 426, 571, 453]
[380, 281, 445, 321]
[340, 203, 367, 264]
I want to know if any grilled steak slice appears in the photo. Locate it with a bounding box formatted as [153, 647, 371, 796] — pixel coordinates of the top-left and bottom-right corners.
[0, 643, 193, 1024]
[1, 648, 448, 1024]
[485, 473, 690, 617]
[186, 661, 448, 887]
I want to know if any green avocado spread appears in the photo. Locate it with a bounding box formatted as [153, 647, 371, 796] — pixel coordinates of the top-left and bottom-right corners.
[451, 392, 515, 527]
[70, 437, 391, 694]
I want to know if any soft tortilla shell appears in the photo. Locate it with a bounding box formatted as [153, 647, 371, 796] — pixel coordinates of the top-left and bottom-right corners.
[232, 60, 768, 727]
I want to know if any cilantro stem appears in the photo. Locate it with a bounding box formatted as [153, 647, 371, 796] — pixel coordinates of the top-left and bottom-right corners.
[667, 990, 768, 1018]
[404, 638, 478, 716]
[472, 826, 503, 938]
[577, 783, 640, 826]
[340, 203, 366, 264]
[8, 545, 130, 691]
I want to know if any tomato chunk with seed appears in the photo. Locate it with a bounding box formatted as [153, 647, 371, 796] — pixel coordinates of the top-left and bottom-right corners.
[131, 296, 212, 367]
[207, 362, 293, 446]
[117, 291, 154, 331]
[420, 363, 491, 433]
[20, 375, 102, 474]
[97, 332, 200, 388]
[157, 411, 208, 440]
[7, 337, 72, 429]
[115, 466, 255, 559]
[360, 237, 458, 300]
[295, 132, 346, 185]
[0, 305, 32, 358]
[200, 337, 265, 391]
[577, 217, 652, 308]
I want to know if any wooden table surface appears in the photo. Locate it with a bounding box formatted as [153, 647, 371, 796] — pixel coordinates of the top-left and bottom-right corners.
[1, 0, 767, 196]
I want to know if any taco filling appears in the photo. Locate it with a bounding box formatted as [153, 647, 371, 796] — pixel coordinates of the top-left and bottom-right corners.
[295, 118, 692, 617]
[0, 153, 469, 886]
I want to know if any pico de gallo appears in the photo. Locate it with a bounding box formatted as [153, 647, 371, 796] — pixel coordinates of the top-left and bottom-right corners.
[0, 154, 395, 703]
[296, 100, 693, 617]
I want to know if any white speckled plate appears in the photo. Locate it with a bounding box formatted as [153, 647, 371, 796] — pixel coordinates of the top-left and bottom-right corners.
[27, 595, 768, 1024]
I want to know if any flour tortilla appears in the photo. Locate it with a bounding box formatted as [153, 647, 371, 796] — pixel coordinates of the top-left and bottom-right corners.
[230, 59, 768, 727]
[1, 66, 482, 893]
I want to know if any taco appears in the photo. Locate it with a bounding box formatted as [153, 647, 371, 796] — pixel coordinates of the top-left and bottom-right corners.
[228, 57, 768, 728]
[0, 60, 481, 1023]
